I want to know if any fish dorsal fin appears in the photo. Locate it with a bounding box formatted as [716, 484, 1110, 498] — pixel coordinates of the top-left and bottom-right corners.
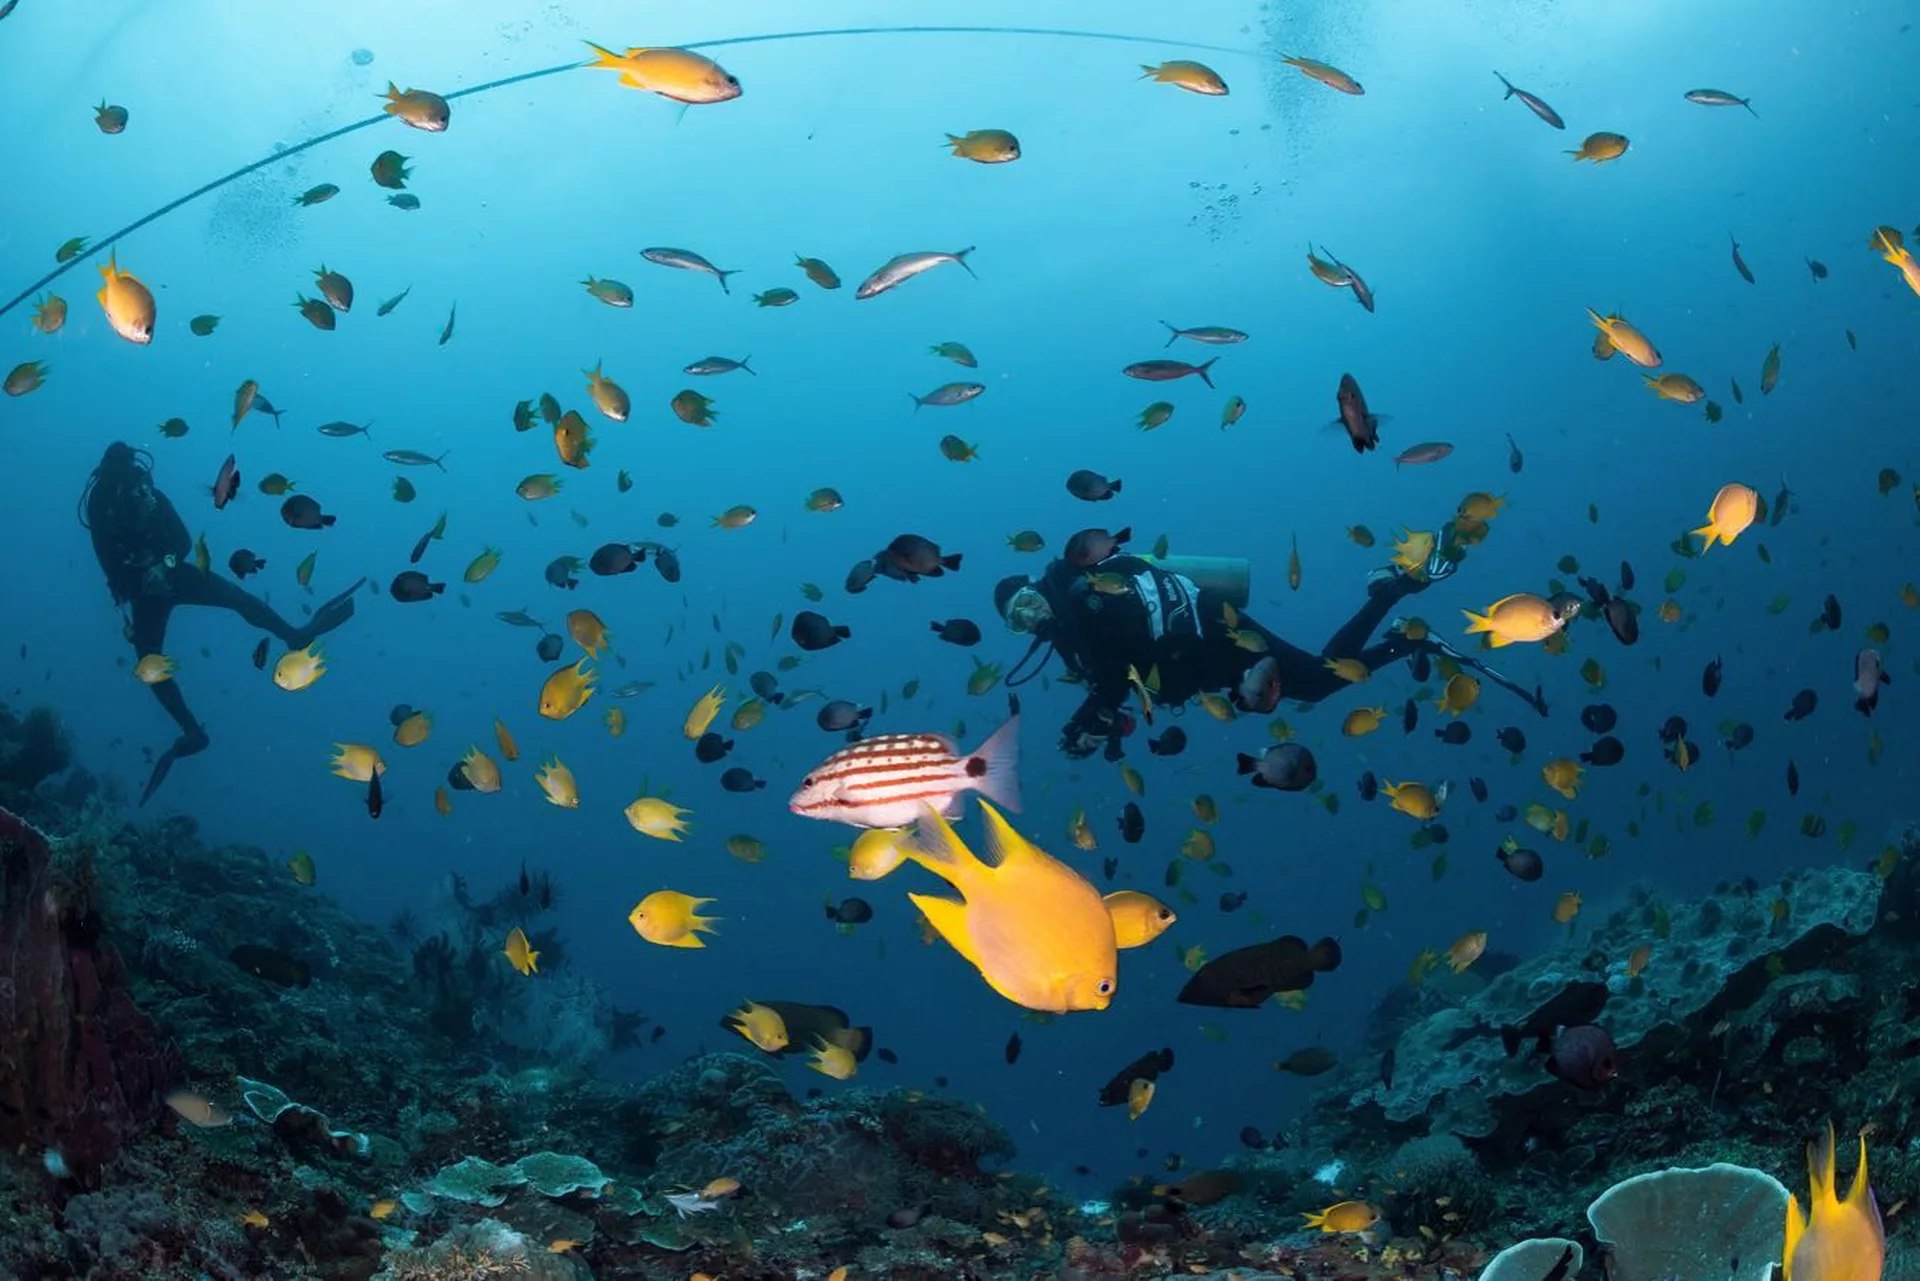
[907, 892, 981, 969]
[1809, 1122, 1838, 1208]
[976, 801, 1039, 871]
[1783, 1192, 1808, 1280]
[905, 803, 987, 892]
[1845, 1134, 1875, 1215]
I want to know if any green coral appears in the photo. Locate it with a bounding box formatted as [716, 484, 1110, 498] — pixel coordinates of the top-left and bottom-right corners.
[425, 1156, 527, 1208]
[510, 1150, 608, 1198]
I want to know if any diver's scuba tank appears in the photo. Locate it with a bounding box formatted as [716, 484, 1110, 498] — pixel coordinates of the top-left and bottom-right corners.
[1143, 555, 1251, 609]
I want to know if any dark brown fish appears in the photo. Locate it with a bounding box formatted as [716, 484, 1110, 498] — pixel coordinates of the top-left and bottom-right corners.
[1545, 1024, 1618, 1090]
[1064, 525, 1130, 568]
[212, 454, 241, 509]
[1097, 1046, 1173, 1106]
[1335, 372, 1379, 452]
[791, 610, 851, 651]
[229, 943, 312, 988]
[879, 534, 961, 580]
[1177, 936, 1341, 1007]
[389, 570, 444, 602]
[1157, 1169, 1242, 1207]
[1122, 357, 1216, 387]
[1065, 468, 1122, 501]
[280, 495, 335, 529]
[1273, 1046, 1337, 1076]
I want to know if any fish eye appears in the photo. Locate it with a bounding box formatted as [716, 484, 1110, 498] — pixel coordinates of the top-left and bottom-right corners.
[800, 776, 814, 787]
[1097, 979, 1114, 995]
[1156, 908, 1173, 921]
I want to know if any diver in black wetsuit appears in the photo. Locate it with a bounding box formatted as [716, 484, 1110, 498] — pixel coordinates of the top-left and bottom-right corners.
[81, 442, 363, 804]
[994, 531, 1548, 760]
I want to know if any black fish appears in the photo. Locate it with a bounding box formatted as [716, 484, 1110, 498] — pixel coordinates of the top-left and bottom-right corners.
[1581, 736, 1624, 766]
[1097, 1046, 1173, 1106]
[1401, 698, 1418, 734]
[1064, 526, 1130, 568]
[1177, 936, 1341, 1008]
[931, 618, 981, 646]
[1496, 726, 1527, 754]
[1658, 715, 1688, 744]
[1219, 891, 1247, 912]
[1117, 801, 1144, 843]
[844, 559, 877, 594]
[1784, 689, 1817, 721]
[825, 897, 873, 925]
[1546, 1024, 1619, 1090]
[1435, 721, 1471, 745]
[1498, 844, 1543, 881]
[280, 494, 335, 529]
[535, 633, 564, 662]
[719, 766, 765, 792]
[1335, 372, 1379, 453]
[1619, 560, 1636, 591]
[1494, 803, 1518, 822]
[1409, 648, 1431, 682]
[366, 770, 384, 819]
[1236, 744, 1317, 791]
[1239, 1125, 1268, 1150]
[877, 1047, 898, 1064]
[544, 557, 581, 590]
[1603, 597, 1639, 645]
[1499, 981, 1608, 1056]
[879, 533, 962, 579]
[1065, 469, 1122, 501]
[520, 862, 531, 897]
[1005, 1032, 1022, 1065]
[815, 700, 871, 732]
[1786, 760, 1800, 795]
[1818, 594, 1841, 631]
[1723, 723, 1755, 751]
[1806, 258, 1828, 280]
[1468, 776, 1488, 802]
[652, 547, 682, 583]
[589, 542, 643, 576]
[1771, 478, 1791, 527]
[1102, 856, 1118, 881]
[694, 732, 734, 763]
[791, 610, 851, 651]
[749, 671, 784, 704]
[211, 454, 241, 509]
[1148, 726, 1187, 756]
[1356, 771, 1378, 801]
[1703, 657, 1722, 697]
[389, 570, 444, 602]
[229, 943, 312, 989]
[1578, 574, 1611, 607]
[251, 638, 269, 670]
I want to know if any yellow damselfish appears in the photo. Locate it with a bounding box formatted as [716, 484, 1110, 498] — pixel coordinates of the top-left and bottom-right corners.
[1104, 890, 1175, 949]
[629, 890, 717, 947]
[903, 801, 1117, 1014]
[538, 658, 596, 720]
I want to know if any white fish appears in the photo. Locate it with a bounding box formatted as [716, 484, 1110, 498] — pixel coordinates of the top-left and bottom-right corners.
[855, 247, 976, 300]
[789, 717, 1019, 829]
[641, 246, 738, 293]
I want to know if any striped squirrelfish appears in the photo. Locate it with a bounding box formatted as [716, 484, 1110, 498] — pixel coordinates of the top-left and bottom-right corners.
[788, 716, 1020, 829]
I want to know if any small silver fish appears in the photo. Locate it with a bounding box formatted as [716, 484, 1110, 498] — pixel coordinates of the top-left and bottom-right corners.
[317, 420, 373, 438]
[1160, 322, 1248, 347]
[1394, 441, 1454, 467]
[910, 381, 985, 410]
[383, 449, 447, 468]
[496, 608, 545, 628]
[612, 680, 656, 698]
[641, 247, 738, 293]
[855, 247, 976, 300]
[1683, 88, 1757, 116]
[1493, 71, 1565, 129]
[377, 286, 411, 316]
[684, 355, 755, 376]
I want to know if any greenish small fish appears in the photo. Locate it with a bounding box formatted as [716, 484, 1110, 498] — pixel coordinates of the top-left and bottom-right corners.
[55, 236, 90, 264]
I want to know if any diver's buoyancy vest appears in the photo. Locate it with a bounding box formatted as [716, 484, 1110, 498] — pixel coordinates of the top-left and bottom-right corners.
[1123, 562, 1203, 644]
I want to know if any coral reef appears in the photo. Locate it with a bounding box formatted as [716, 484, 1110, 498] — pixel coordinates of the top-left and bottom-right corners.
[0, 702, 71, 795]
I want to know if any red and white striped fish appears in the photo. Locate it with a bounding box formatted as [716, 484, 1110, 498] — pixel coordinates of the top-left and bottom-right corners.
[788, 717, 1020, 829]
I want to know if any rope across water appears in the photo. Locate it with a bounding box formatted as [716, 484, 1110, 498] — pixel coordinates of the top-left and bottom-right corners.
[0, 25, 1253, 318]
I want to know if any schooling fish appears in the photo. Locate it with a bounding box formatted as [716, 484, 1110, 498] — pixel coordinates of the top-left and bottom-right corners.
[1492, 71, 1565, 129]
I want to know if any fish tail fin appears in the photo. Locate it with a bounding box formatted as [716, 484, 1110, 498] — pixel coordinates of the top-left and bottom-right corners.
[583, 40, 624, 69]
[1235, 753, 1256, 775]
[1846, 1133, 1874, 1213]
[1138, 63, 1159, 79]
[1161, 321, 1179, 347]
[383, 81, 400, 102]
[941, 553, 963, 572]
[435, 452, 449, 470]
[1691, 521, 1720, 547]
[1301, 1211, 1326, 1230]
[952, 246, 978, 278]
[1493, 70, 1514, 98]
[1196, 357, 1217, 388]
[320, 515, 337, 527]
[1743, 99, 1759, 118]
[740, 356, 755, 376]
[716, 269, 737, 294]
[1461, 609, 1493, 636]
[907, 892, 979, 967]
[908, 392, 922, 412]
[969, 715, 1022, 813]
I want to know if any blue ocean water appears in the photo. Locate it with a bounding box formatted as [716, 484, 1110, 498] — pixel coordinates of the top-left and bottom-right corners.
[3, 0, 1916, 1194]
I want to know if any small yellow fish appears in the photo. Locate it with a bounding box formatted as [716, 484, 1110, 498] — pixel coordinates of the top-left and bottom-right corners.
[1391, 528, 1436, 576]
[567, 608, 612, 656]
[605, 706, 626, 737]
[1446, 930, 1487, 973]
[1068, 808, 1098, 852]
[849, 828, 911, 880]
[684, 683, 727, 738]
[493, 717, 520, 762]
[1120, 762, 1145, 796]
[393, 710, 432, 747]
[329, 743, 384, 783]
[1139, 59, 1228, 95]
[1568, 130, 1630, 163]
[1381, 780, 1438, 821]
[1542, 758, 1584, 800]
[96, 250, 155, 345]
[1436, 673, 1479, 716]
[947, 128, 1020, 163]
[583, 42, 742, 105]
[808, 1035, 858, 1080]
[625, 795, 691, 841]
[1694, 482, 1760, 549]
[629, 889, 717, 946]
[535, 757, 579, 808]
[1105, 890, 1175, 948]
[727, 1001, 789, 1053]
[461, 746, 502, 793]
[1586, 308, 1659, 367]
[1179, 828, 1215, 861]
[1554, 891, 1583, 925]
[1197, 691, 1236, 720]
[1627, 944, 1652, 978]
[238, 1209, 270, 1229]
[434, 786, 452, 817]
[287, 851, 316, 886]
[30, 294, 67, 334]
[133, 653, 175, 685]
[1303, 1200, 1379, 1233]
[1342, 706, 1386, 737]
[1324, 657, 1369, 684]
[503, 926, 540, 976]
[369, 1200, 398, 1221]
[1462, 593, 1565, 647]
[1127, 1076, 1155, 1120]
[273, 644, 326, 691]
[538, 657, 596, 720]
[464, 546, 502, 583]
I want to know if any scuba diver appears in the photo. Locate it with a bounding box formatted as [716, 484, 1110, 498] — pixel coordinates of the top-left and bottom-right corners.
[81, 442, 363, 804]
[994, 525, 1550, 760]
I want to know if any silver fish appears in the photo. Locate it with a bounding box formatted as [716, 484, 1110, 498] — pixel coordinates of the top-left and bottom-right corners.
[382, 449, 447, 468]
[909, 381, 985, 410]
[1683, 88, 1756, 116]
[1160, 322, 1248, 347]
[641, 247, 738, 293]
[1493, 71, 1565, 129]
[376, 286, 411, 317]
[855, 247, 976, 300]
[1394, 441, 1454, 467]
[684, 355, 755, 376]
[612, 680, 656, 698]
[317, 420, 373, 438]
[496, 609, 545, 628]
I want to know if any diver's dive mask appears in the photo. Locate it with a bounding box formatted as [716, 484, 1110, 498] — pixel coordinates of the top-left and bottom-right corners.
[1004, 586, 1052, 636]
